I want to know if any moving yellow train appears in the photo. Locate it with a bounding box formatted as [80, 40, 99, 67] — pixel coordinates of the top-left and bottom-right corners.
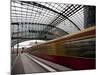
[28, 26, 96, 70]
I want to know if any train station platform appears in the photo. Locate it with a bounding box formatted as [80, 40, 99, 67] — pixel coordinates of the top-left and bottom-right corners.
[11, 0, 96, 74]
[11, 53, 72, 74]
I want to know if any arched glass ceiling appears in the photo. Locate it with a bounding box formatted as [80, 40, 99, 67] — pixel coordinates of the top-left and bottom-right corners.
[57, 8, 84, 33]
[11, 0, 86, 46]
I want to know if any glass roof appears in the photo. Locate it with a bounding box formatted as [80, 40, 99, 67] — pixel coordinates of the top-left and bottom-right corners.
[11, 0, 87, 46]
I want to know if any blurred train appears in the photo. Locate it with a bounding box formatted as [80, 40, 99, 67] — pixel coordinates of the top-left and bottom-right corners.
[28, 26, 96, 70]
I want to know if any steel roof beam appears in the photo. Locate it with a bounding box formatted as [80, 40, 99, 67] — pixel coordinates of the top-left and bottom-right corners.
[21, 1, 81, 30]
[45, 5, 84, 32]
[50, 5, 83, 27]
[12, 37, 52, 40]
[49, 5, 73, 26]
[11, 22, 55, 28]
[67, 6, 84, 17]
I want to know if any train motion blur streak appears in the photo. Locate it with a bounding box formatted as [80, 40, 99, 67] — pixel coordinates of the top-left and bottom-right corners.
[28, 26, 96, 70]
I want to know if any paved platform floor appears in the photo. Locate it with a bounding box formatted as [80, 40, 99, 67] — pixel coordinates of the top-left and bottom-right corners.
[11, 53, 72, 75]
